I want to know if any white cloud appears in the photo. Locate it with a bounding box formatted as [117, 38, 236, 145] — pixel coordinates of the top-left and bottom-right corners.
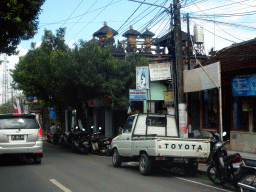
[66, 39, 75, 49]
[7, 46, 29, 70]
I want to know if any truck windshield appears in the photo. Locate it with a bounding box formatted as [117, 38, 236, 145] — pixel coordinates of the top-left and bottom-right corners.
[123, 116, 135, 133]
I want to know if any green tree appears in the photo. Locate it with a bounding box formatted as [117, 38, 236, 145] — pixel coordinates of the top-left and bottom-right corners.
[0, 99, 15, 114]
[11, 28, 148, 124]
[0, 0, 45, 55]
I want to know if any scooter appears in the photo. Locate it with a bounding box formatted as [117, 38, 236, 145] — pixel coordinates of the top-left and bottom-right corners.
[207, 136, 242, 187]
[47, 126, 60, 145]
[237, 159, 256, 192]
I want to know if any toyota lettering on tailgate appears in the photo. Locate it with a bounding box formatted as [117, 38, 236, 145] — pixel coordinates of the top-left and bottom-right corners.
[164, 143, 203, 150]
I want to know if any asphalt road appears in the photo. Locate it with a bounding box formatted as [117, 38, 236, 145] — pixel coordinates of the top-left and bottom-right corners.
[0, 142, 236, 192]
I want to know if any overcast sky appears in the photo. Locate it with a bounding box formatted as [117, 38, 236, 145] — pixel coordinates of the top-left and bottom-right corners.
[1, 0, 256, 103]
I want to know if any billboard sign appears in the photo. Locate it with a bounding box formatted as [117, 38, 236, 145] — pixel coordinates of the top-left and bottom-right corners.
[184, 62, 220, 92]
[232, 74, 256, 96]
[136, 66, 149, 90]
[149, 63, 171, 81]
[164, 91, 174, 105]
[129, 89, 147, 101]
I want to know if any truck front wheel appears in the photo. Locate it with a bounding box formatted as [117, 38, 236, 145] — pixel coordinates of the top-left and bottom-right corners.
[139, 153, 152, 175]
[113, 149, 122, 167]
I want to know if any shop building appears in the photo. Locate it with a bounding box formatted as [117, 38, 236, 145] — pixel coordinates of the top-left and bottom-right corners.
[199, 38, 256, 153]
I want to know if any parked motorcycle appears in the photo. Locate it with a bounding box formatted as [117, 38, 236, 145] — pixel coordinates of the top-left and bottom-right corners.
[91, 127, 112, 156]
[208, 131, 228, 162]
[207, 138, 242, 187]
[237, 159, 256, 192]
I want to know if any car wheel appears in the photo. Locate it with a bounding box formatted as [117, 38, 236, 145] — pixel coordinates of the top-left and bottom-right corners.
[139, 153, 152, 175]
[34, 156, 42, 164]
[112, 149, 122, 167]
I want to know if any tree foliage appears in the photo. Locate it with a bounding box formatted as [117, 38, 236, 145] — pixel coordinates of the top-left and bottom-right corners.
[11, 28, 148, 114]
[0, 0, 45, 55]
[0, 99, 15, 114]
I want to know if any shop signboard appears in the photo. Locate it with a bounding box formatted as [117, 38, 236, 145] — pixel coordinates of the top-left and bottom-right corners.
[50, 107, 56, 119]
[136, 66, 149, 90]
[184, 62, 220, 92]
[164, 91, 174, 105]
[129, 89, 147, 101]
[149, 63, 171, 81]
[231, 74, 256, 96]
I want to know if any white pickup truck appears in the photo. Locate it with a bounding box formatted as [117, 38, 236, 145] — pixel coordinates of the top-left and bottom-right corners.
[112, 113, 210, 176]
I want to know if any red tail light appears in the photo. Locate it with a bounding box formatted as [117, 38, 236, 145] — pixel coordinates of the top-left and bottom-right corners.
[37, 128, 43, 141]
[232, 155, 242, 163]
[105, 140, 110, 144]
[13, 114, 22, 116]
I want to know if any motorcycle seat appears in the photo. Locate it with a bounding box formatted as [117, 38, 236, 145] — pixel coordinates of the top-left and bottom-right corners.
[223, 153, 240, 162]
[243, 159, 256, 168]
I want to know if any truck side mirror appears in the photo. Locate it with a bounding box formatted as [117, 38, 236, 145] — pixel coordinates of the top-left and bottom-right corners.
[119, 127, 123, 134]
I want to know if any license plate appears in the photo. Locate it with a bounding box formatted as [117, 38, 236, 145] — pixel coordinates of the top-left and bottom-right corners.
[11, 135, 24, 141]
[173, 158, 184, 163]
[232, 163, 240, 168]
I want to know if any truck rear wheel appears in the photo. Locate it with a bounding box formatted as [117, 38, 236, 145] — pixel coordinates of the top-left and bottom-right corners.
[113, 149, 122, 167]
[139, 153, 152, 175]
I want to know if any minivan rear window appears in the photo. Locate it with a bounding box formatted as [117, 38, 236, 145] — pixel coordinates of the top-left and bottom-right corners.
[0, 116, 39, 129]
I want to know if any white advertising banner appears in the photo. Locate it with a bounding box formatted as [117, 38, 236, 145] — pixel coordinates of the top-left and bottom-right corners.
[149, 63, 171, 81]
[184, 61, 220, 92]
[14, 97, 21, 113]
[179, 103, 188, 138]
[136, 66, 149, 90]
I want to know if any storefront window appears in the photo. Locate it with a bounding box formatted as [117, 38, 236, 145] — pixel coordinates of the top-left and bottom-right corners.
[233, 97, 250, 131]
[203, 89, 218, 129]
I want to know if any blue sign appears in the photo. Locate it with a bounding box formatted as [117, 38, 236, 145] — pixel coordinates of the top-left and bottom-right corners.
[50, 107, 56, 119]
[129, 89, 147, 101]
[231, 74, 256, 96]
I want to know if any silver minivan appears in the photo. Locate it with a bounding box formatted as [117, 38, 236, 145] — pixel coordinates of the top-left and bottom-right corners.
[0, 114, 43, 164]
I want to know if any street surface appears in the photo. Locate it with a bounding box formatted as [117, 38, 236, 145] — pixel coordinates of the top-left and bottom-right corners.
[0, 142, 236, 192]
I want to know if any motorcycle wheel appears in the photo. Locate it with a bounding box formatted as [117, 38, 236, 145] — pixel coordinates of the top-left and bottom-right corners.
[79, 147, 89, 155]
[207, 164, 225, 185]
[237, 173, 256, 192]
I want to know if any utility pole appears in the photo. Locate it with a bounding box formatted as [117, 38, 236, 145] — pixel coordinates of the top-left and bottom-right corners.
[186, 13, 192, 136]
[173, 0, 187, 138]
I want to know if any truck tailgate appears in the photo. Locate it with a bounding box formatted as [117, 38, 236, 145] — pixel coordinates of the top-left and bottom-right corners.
[156, 138, 210, 158]
[131, 137, 210, 158]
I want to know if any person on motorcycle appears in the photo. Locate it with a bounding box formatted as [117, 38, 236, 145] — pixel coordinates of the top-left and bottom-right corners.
[50, 122, 57, 135]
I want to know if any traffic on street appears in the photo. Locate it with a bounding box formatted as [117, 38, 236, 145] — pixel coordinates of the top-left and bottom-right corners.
[0, 141, 236, 192]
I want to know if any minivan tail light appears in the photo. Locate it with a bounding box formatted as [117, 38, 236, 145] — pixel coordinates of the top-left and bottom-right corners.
[37, 128, 43, 141]
[13, 114, 22, 116]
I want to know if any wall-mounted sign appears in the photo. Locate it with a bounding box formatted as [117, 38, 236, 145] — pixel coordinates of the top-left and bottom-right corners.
[87, 96, 111, 107]
[184, 62, 220, 92]
[50, 107, 56, 118]
[164, 91, 174, 105]
[129, 89, 147, 101]
[231, 74, 256, 97]
[149, 63, 171, 81]
[136, 66, 149, 90]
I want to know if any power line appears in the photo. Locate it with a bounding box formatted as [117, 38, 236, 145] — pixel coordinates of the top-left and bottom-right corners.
[190, 16, 256, 30]
[67, 0, 99, 34]
[60, 0, 84, 28]
[70, 0, 115, 42]
[118, 0, 165, 35]
[117, 0, 145, 32]
[188, 0, 251, 13]
[38, 0, 123, 28]
[193, 3, 245, 42]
